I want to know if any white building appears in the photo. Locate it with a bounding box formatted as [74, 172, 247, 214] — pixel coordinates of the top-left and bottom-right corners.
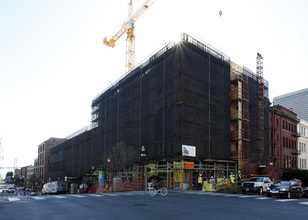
[298, 119, 308, 170]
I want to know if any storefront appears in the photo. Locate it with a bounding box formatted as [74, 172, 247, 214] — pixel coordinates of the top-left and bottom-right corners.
[145, 159, 237, 190]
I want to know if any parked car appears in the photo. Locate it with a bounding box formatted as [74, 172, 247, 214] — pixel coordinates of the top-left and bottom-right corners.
[17, 186, 25, 190]
[42, 182, 57, 195]
[53, 181, 68, 194]
[30, 190, 37, 196]
[303, 187, 308, 198]
[7, 184, 15, 193]
[0, 184, 8, 193]
[242, 176, 272, 195]
[7, 187, 15, 193]
[266, 180, 303, 199]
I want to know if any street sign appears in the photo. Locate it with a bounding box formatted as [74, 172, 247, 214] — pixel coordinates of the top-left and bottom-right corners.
[140, 145, 147, 157]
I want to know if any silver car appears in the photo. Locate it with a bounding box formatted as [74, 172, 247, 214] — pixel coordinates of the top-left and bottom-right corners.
[42, 182, 57, 195]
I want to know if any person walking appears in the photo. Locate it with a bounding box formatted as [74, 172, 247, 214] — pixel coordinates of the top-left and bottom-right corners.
[209, 176, 216, 191]
[197, 174, 203, 190]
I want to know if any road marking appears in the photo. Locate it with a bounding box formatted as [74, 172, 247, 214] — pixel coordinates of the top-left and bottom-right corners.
[255, 197, 270, 200]
[31, 196, 46, 200]
[206, 192, 225, 196]
[70, 195, 86, 198]
[239, 195, 257, 198]
[88, 194, 103, 197]
[120, 193, 134, 196]
[222, 194, 238, 197]
[8, 197, 20, 202]
[275, 199, 296, 202]
[53, 195, 67, 199]
[103, 193, 120, 196]
[115, 192, 136, 196]
[299, 202, 308, 206]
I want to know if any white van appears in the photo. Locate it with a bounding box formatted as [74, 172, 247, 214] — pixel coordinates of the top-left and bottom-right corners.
[42, 182, 57, 195]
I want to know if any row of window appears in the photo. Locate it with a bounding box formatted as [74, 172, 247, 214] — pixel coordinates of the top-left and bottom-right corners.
[282, 120, 297, 133]
[38, 144, 45, 153]
[299, 158, 307, 170]
[298, 125, 308, 136]
[282, 137, 296, 149]
[299, 142, 306, 153]
[283, 156, 297, 168]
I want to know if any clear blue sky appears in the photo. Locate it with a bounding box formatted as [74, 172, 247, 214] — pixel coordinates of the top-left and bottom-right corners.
[0, 0, 307, 177]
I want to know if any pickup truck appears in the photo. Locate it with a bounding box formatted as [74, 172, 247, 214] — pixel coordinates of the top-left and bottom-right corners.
[242, 177, 272, 195]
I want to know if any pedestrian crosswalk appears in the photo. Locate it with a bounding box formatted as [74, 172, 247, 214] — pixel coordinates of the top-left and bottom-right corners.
[1, 191, 308, 207]
[7, 197, 20, 202]
[1, 191, 147, 202]
[185, 191, 308, 206]
[31, 196, 45, 200]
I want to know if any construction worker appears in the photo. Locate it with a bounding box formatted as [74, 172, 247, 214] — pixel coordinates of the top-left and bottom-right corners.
[229, 172, 236, 192]
[223, 177, 228, 191]
[209, 176, 216, 191]
[229, 172, 235, 184]
[197, 174, 203, 190]
[238, 171, 242, 181]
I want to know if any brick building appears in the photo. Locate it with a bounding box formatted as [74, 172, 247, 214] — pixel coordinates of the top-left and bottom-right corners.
[269, 105, 300, 179]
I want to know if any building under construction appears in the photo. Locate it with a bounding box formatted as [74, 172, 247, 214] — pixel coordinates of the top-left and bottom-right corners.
[49, 33, 270, 189]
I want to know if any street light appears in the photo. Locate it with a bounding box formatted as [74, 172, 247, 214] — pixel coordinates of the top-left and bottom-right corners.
[107, 158, 111, 183]
[140, 146, 147, 190]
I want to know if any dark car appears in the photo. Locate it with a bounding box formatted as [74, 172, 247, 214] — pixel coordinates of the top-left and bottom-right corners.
[266, 180, 303, 199]
[30, 190, 37, 196]
[303, 187, 308, 198]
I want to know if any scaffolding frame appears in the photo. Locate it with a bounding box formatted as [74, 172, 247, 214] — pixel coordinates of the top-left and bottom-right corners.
[230, 62, 250, 172]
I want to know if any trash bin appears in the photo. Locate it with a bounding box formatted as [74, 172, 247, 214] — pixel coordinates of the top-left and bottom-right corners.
[70, 183, 77, 194]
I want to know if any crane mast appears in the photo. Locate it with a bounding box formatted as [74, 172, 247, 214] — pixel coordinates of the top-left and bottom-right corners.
[126, 0, 135, 71]
[257, 52, 265, 162]
[103, 0, 156, 71]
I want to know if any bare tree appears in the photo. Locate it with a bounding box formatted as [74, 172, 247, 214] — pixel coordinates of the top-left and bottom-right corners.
[106, 141, 139, 173]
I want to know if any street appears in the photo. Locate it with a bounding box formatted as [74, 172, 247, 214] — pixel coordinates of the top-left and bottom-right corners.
[0, 190, 308, 220]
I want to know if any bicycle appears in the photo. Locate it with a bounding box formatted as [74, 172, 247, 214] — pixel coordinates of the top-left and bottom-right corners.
[147, 182, 168, 196]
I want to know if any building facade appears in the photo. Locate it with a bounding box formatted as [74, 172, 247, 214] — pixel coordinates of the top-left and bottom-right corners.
[269, 105, 300, 179]
[34, 137, 64, 184]
[298, 119, 308, 169]
[273, 88, 308, 121]
[49, 34, 270, 187]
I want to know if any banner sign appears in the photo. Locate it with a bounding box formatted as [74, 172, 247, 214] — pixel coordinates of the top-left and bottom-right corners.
[98, 170, 105, 186]
[182, 145, 196, 157]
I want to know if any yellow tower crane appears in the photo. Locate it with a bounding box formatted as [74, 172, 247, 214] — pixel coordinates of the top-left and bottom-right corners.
[103, 0, 156, 71]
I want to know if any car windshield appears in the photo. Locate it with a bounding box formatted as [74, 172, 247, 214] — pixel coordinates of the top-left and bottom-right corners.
[249, 177, 263, 182]
[273, 181, 290, 187]
[47, 183, 56, 188]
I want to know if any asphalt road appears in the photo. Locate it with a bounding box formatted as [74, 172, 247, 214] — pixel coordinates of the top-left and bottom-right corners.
[1, 191, 308, 220]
